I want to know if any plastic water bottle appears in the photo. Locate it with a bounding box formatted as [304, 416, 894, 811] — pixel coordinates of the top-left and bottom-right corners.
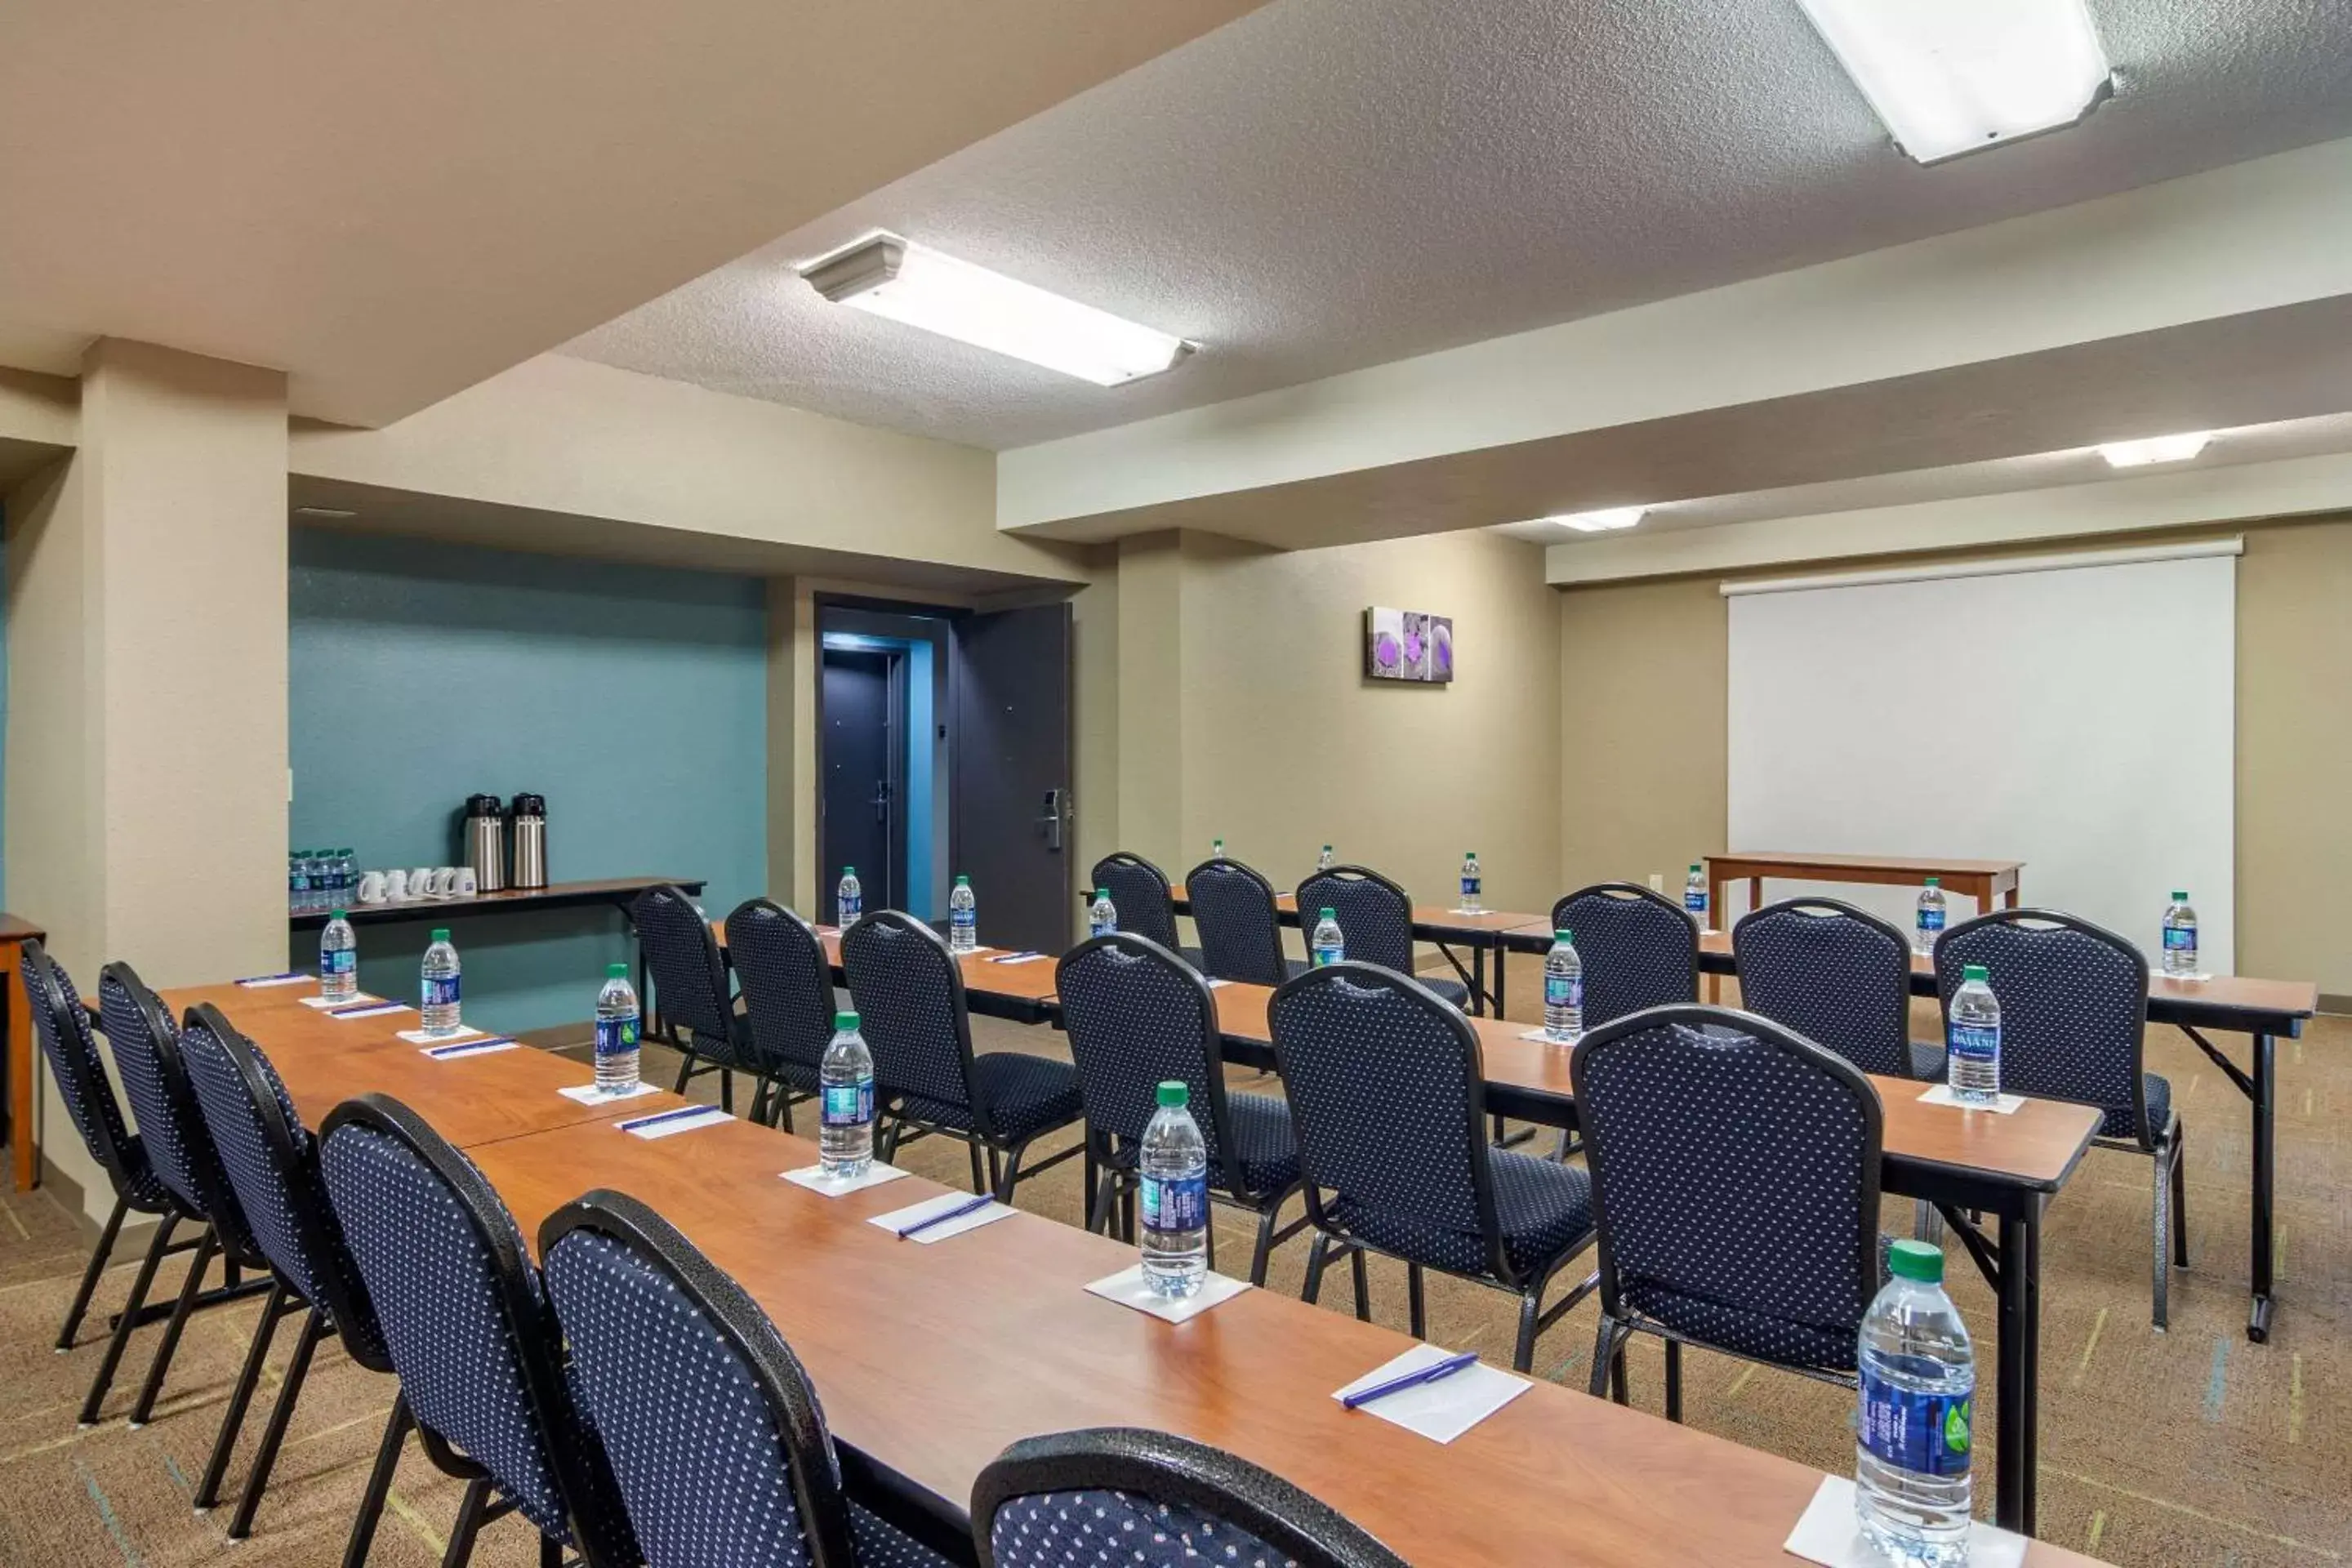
[1089, 887, 1118, 938]
[818, 1010, 875, 1179]
[1316, 844, 1335, 872]
[310, 851, 332, 915]
[1459, 850, 1482, 913]
[1310, 907, 1343, 966]
[289, 852, 310, 915]
[1914, 877, 1946, 955]
[2161, 891, 2198, 978]
[1210, 837, 1226, 860]
[1855, 1238, 1976, 1567]
[421, 928, 462, 1037]
[836, 866, 862, 927]
[336, 849, 358, 908]
[947, 875, 978, 953]
[1544, 929, 1584, 1044]
[1947, 964, 2000, 1105]
[595, 964, 640, 1094]
[318, 911, 358, 1003]
[1683, 864, 1708, 929]
[1139, 1080, 1208, 1298]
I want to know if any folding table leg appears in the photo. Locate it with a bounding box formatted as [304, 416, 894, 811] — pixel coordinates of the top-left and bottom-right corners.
[2248, 1031, 2276, 1343]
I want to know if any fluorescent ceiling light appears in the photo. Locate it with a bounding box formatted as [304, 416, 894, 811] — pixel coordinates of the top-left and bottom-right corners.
[799, 233, 1191, 386]
[2099, 432, 2213, 468]
[1796, 0, 2112, 164]
[1548, 506, 1647, 533]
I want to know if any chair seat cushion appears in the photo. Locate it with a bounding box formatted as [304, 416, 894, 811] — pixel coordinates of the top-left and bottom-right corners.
[1421, 975, 1472, 1009]
[851, 1501, 960, 1568]
[1223, 1092, 1301, 1196]
[898, 1052, 1081, 1143]
[772, 1058, 822, 1094]
[1330, 1150, 1592, 1280]
[1907, 1040, 1947, 1082]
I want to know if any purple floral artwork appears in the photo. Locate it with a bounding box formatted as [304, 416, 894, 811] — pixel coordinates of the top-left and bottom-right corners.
[1365, 607, 1454, 684]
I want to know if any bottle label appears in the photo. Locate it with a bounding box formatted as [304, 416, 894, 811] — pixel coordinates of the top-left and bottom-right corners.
[323, 948, 356, 977]
[424, 974, 460, 1009]
[840, 895, 861, 923]
[2163, 926, 2196, 953]
[1917, 906, 1945, 935]
[1460, 875, 1481, 900]
[822, 1076, 875, 1128]
[1685, 890, 1707, 917]
[1545, 973, 1584, 1012]
[1860, 1368, 1973, 1477]
[1091, 914, 1116, 937]
[1949, 1022, 1998, 1068]
[951, 907, 975, 931]
[1141, 1171, 1208, 1235]
[595, 1013, 639, 1059]
[1313, 942, 1343, 967]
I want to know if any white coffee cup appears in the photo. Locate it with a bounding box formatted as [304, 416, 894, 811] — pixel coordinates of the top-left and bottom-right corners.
[430, 866, 461, 898]
[357, 871, 389, 905]
[385, 869, 411, 902]
[409, 866, 437, 898]
[453, 867, 479, 898]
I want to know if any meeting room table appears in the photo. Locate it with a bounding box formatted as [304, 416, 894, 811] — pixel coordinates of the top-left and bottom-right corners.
[1166, 883, 1539, 1015]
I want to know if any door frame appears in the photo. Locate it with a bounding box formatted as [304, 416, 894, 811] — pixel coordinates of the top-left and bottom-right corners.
[813, 594, 958, 917]
[817, 643, 909, 910]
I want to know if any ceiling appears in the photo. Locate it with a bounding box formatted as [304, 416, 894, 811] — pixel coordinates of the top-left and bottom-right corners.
[0, 0, 1264, 426]
[566, 0, 2352, 452]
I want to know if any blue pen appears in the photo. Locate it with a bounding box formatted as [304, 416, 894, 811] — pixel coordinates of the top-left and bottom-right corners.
[617, 1103, 725, 1135]
[1342, 1350, 1481, 1410]
[991, 951, 1046, 964]
[327, 1000, 400, 1017]
[425, 1037, 514, 1059]
[896, 1193, 996, 1239]
[236, 971, 306, 985]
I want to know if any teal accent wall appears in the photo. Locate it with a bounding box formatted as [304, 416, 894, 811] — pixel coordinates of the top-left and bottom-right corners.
[287, 528, 767, 1033]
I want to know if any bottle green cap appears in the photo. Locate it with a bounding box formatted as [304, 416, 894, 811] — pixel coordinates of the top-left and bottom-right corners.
[955, 874, 970, 885]
[1925, 876, 1940, 887]
[330, 908, 347, 920]
[1322, 844, 1333, 851]
[843, 865, 855, 875]
[430, 928, 451, 942]
[1888, 1238, 1944, 1284]
[1156, 1080, 1188, 1108]
[834, 1010, 859, 1031]
[1689, 863, 1702, 873]
[1319, 906, 1337, 920]
[1963, 964, 1989, 982]
[1555, 928, 1572, 942]
[1095, 887, 1110, 898]
[606, 962, 627, 979]
[2172, 890, 2188, 902]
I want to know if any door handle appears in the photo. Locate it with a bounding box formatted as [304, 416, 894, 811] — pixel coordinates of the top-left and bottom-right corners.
[871, 779, 890, 826]
[1037, 788, 1065, 852]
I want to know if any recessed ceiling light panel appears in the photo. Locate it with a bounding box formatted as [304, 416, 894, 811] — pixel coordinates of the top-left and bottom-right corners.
[1796, 0, 2112, 164]
[1547, 506, 1648, 533]
[799, 233, 1191, 386]
[2098, 432, 2213, 468]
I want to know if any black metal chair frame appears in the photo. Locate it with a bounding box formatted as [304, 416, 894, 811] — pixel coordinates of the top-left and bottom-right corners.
[1270, 962, 1598, 1371]
[842, 911, 1085, 1203]
[1570, 1004, 1886, 1420]
[322, 1094, 634, 1568]
[972, 1427, 1408, 1568]
[1183, 856, 1293, 988]
[722, 897, 835, 1134]
[1936, 907, 2188, 1329]
[1088, 852, 1186, 954]
[1055, 933, 1309, 1286]
[633, 884, 769, 1120]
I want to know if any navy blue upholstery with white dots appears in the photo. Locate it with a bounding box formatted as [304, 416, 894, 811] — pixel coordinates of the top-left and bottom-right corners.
[1572, 1008, 1883, 1371]
[1294, 868, 1468, 1009]
[991, 1490, 1292, 1568]
[1185, 859, 1292, 988]
[98, 966, 256, 1255]
[1057, 936, 1298, 1200]
[1089, 855, 1183, 952]
[1935, 911, 2157, 1144]
[634, 884, 759, 1072]
[1733, 900, 1922, 1080]
[21, 943, 167, 1212]
[1549, 885, 1699, 1028]
[725, 899, 836, 1095]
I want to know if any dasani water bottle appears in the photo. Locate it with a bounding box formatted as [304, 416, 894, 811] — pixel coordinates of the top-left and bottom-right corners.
[1915, 877, 1946, 956]
[1684, 863, 1708, 929]
[836, 866, 862, 927]
[1310, 907, 1343, 966]
[947, 875, 978, 953]
[819, 1010, 875, 1180]
[1459, 851, 1481, 913]
[319, 911, 358, 1004]
[1139, 1080, 1208, 1298]
[1544, 929, 1584, 1044]
[1089, 887, 1118, 938]
[420, 929, 462, 1037]
[1947, 964, 2000, 1105]
[2161, 891, 2198, 978]
[1855, 1238, 1976, 1567]
[595, 964, 640, 1094]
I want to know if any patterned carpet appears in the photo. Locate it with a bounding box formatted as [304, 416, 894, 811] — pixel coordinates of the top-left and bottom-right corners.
[0, 983, 2342, 1566]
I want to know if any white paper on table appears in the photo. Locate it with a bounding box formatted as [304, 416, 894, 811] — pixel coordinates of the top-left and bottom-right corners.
[556, 1080, 662, 1106]
[419, 1037, 519, 1060]
[301, 991, 381, 1010]
[1446, 907, 1485, 918]
[1085, 1264, 1250, 1324]
[1330, 1343, 1529, 1444]
[326, 1002, 409, 1020]
[1784, 1476, 2026, 1568]
[780, 1162, 911, 1196]
[866, 1192, 1017, 1245]
[1917, 1084, 2026, 1116]
[1203, 977, 1233, 989]
[396, 1024, 488, 1045]
[617, 1105, 735, 1140]
[237, 973, 313, 988]
[1517, 1027, 1576, 1045]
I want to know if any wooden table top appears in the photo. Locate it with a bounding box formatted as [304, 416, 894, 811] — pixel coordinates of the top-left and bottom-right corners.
[0, 914, 45, 943]
[1170, 884, 1552, 940]
[1708, 852, 2026, 876]
[709, 922, 1067, 1008]
[466, 1111, 2096, 1566]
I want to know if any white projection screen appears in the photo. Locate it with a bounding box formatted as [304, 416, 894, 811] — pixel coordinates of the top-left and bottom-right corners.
[1726, 541, 2237, 973]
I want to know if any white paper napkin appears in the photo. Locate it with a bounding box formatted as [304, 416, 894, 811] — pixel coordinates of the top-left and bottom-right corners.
[867, 1192, 1016, 1244]
[419, 1037, 519, 1060]
[1085, 1264, 1250, 1323]
[301, 991, 381, 1010]
[1917, 1084, 2026, 1116]
[780, 1162, 911, 1196]
[1330, 1344, 1528, 1444]
[397, 1023, 488, 1045]
[237, 972, 313, 988]
[1517, 1027, 1577, 1045]
[557, 1080, 662, 1106]
[1784, 1476, 2025, 1568]
[616, 1105, 734, 1140]
[325, 1001, 409, 1020]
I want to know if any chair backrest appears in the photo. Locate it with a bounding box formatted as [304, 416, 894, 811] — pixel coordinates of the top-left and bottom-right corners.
[1732, 898, 1916, 1080]
[724, 898, 837, 1082]
[1550, 883, 1699, 1027]
[98, 962, 259, 1256]
[973, 1428, 1407, 1568]
[1089, 853, 1182, 951]
[1055, 934, 1252, 1195]
[1267, 963, 1507, 1279]
[541, 1191, 861, 1568]
[175, 1002, 391, 1370]
[19, 939, 156, 1208]
[319, 1095, 635, 1567]
[630, 884, 737, 1052]
[839, 911, 978, 1118]
[1294, 866, 1414, 975]
[1572, 1005, 1884, 1371]
[1934, 909, 2151, 1143]
[1183, 857, 1289, 987]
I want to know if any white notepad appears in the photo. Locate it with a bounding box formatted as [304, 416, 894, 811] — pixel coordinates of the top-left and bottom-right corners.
[616, 1105, 734, 1140]
[867, 1192, 1016, 1244]
[1784, 1477, 2025, 1568]
[779, 1162, 911, 1196]
[1330, 1344, 1528, 1444]
[1085, 1265, 1250, 1324]
[1917, 1084, 2026, 1116]
[557, 1080, 662, 1106]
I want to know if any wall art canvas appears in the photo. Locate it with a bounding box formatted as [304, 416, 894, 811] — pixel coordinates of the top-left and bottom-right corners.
[1365, 606, 1453, 684]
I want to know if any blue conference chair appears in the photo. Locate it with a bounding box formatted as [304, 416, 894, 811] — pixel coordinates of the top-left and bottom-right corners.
[541, 1189, 959, 1568]
[724, 897, 836, 1133]
[1089, 852, 1187, 956]
[1055, 933, 1308, 1285]
[1549, 883, 1699, 1027]
[1733, 898, 1943, 1081]
[973, 1428, 1407, 1568]
[840, 911, 1082, 1202]
[1572, 1005, 1886, 1420]
[1296, 865, 1472, 1009]
[176, 1001, 400, 1546]
[633, 883, 765, 1116]
[1184, 856, 1302, 988]
[319, 1094, 638, 1568]
[1269, 961, 1597, 1370]
[1936, 908, 2185, 1329]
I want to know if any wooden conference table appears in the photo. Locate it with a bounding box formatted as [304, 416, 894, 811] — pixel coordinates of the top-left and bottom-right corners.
[1165, 884, 1535, 1015]
[124, 972, 2098, 1566]
[1704, 851, 2024, 926]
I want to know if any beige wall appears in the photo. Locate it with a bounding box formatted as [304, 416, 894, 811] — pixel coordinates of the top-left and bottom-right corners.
[1556, 514, 2352, 998]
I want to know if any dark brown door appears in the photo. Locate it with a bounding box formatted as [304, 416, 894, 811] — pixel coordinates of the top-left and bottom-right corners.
[950, 604, 1073, 955]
